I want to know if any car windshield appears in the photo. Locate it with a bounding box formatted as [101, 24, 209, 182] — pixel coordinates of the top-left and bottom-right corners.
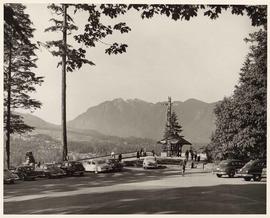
[243, 160, 256, 168]
[96, 160, 106, 164]
[219, 161, 230, 166]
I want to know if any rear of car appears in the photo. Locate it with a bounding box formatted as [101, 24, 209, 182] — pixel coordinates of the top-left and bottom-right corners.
[60, 161, 85, 176]
[4, 169, 20, 184]
[42, 164, 66, 178]
[15, 166, 38, 181]
[143, 156, 158, 169]
[238, 159, 266, 181]
[95, 159, 110, 173]
[106, 159, 123, 172]
[215, 160, 245, 178]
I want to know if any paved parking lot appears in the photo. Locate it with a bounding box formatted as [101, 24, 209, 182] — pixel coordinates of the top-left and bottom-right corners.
[4, 166, 266, 214]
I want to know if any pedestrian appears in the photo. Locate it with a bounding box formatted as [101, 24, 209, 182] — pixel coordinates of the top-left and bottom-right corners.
[185, 150, 189, 161]
[136, 151, 140, 159]
[118, 153, 122, 162]
[182, 159, 187, 176]
[140, 148, 144, 157]
[190, 149, 194, 161]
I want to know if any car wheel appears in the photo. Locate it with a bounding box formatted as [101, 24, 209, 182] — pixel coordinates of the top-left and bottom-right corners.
[21, 174, 26, 181]
[228, 171, 235, 178]
[216, 174, 222, 178]
[253, 174, 261, 181]
[244, 177, 251, 181]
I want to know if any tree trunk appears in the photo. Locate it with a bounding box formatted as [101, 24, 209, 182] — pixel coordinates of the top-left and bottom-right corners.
[6, 33, 12, 169]
[62, 4, 68, 161]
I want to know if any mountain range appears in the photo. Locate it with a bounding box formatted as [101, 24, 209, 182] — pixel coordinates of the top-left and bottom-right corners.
[67, 98, 216, 143]
[20, 98, 217, 143]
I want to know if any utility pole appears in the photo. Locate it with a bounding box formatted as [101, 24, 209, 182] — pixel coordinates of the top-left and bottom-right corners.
[61, 4, 68, 161]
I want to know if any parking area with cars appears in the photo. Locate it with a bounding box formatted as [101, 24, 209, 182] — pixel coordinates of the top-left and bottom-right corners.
[4, 163, 266, 214]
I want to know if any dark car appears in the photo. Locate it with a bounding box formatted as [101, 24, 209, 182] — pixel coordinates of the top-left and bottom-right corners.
[15, 165, 38, 181]
[60, 161, 85, 176]
[106, 159, 124, 172]
[215, 159, 246, 178]
[238, 159, 266, 181]
[4, 169, 20, 184]
[37, 163, 66, 178]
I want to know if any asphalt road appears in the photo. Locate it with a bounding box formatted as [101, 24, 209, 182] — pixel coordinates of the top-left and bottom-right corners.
[4, 166, 266, 214]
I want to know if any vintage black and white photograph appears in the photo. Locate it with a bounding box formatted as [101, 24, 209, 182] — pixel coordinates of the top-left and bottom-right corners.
[2, 0, 268, 215]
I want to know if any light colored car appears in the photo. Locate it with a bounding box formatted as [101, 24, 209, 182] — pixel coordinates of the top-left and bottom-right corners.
[143, 156, 158, 169]
[82, 159, 110, 173]
[4, 169, 20, 184]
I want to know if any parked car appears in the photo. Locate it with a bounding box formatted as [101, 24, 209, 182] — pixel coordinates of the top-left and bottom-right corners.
[238, 159, 266, 181]
[215, 159, 246, 178]
[37, 163, 66, 178]
[82, 159, 110, 173]
[60, 161, 85, 176]
[143, 156, 158, 169]
[261, 168, 266, 180]
[14, 166, 38, 181]
[4, 169, 20, 184]
[106, 159, 123, 172]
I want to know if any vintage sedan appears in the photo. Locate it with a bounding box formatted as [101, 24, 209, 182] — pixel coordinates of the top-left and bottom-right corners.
[143, 156, 158, 169]
[14, 165, 38, 181]
[106, 159, 124, 172]
[82, 159, 110, 173]
[38, 163, 66, 178]
[60, 161, 85, 176]
[238, 159, 266, 181]
[215, 159, 246, 178]
[4, 169, 20, 184]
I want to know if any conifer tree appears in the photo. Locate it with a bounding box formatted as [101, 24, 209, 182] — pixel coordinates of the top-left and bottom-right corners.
[164, 111, 183, 139]
[4, 4, 43, 168]
[209, 28, 266, 160]
[43, 4, 131, 160]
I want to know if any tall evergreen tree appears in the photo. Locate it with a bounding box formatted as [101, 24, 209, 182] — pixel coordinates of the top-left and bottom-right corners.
[4, 4, 43, 168]
[209, 28, 267, 160]
[164, 111, 183, 139]
[43, 4, 131, 160]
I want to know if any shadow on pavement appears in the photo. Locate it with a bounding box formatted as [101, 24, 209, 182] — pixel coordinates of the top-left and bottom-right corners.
[4, 183, 266, 214]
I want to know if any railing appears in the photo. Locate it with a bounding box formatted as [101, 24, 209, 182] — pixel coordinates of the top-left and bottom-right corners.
[77, 151, 154, 162]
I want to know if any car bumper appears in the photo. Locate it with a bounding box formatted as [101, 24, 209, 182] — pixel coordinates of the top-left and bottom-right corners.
[4, 178, 15, 184]
[144, 165, 158, 169]
[237, 173, 253, 178]
[215, 171, 228, 175]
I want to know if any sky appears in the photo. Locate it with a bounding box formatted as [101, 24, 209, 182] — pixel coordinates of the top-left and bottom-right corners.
[22, 4, 259, 124]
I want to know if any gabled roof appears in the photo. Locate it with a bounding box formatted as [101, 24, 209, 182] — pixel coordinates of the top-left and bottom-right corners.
[158, 135, 192, 145]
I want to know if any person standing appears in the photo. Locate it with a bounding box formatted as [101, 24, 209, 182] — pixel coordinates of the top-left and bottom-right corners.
[182, 158, 187, 176]
[190, 149, 194, 161]
[185, 150, 189, 161]
[118, 153, 122, 162]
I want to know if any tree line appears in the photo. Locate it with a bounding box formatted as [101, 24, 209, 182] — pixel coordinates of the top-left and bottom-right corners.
[4, 3, 267, 168]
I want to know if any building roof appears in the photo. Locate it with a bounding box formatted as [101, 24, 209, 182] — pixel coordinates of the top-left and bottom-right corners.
[158, 135, 192, 145]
